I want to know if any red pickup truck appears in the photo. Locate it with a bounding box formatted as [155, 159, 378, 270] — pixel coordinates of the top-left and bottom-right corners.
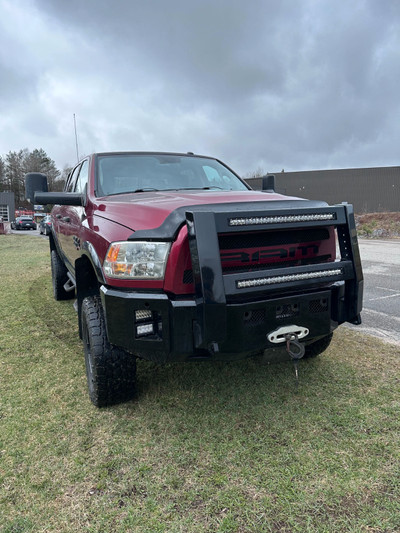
[26, 152, 363, 407]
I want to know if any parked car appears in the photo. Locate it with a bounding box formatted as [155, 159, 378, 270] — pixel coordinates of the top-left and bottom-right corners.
[11, 216, 37, 230]
[39, 215, 52, 235]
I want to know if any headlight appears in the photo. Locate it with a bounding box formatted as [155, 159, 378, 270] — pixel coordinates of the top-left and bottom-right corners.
[103, 241, 171, 279]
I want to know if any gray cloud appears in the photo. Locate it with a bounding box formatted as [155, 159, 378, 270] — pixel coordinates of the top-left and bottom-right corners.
[0, 0, 399, 175]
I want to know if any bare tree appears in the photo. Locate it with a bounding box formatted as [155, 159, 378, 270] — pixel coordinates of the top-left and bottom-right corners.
[244, 167, 268, 181]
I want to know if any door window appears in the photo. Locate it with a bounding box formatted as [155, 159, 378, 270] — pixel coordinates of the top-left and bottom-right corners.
[75, 160, 89, 193]
[66, 164, 82, 192]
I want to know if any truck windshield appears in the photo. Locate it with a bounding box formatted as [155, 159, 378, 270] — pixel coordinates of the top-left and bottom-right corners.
[96, 154, 249, 197]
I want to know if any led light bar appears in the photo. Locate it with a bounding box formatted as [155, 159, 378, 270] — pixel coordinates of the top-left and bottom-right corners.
[229, 213, 336, 226]
[236, 268, 343, 289]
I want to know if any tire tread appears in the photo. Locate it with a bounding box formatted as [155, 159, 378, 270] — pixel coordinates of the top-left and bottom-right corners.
[81, 296, 136, 407]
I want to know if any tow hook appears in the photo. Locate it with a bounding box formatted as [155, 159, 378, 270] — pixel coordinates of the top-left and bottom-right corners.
[285, 333, 305, 360]
[284, 332, 305, 386]
[267, 324, 308, 385]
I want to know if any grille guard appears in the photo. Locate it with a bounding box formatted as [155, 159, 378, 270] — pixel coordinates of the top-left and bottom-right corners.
[185, 203, 363, 351]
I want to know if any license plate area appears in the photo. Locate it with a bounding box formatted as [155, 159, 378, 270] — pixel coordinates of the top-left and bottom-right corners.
[223, 290, 332, 353]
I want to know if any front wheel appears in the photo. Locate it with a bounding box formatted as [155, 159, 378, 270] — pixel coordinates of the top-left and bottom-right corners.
[81, 296, 137, 407]
[304, 333, 333, 358]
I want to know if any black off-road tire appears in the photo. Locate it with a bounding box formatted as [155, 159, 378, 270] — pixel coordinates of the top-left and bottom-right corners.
[304, 333, 333, 358]
[81, 296, 137, 407]
[51, 249, 75, 300]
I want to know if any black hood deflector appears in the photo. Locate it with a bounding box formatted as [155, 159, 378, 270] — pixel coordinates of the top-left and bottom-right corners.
[127, 199, 329, 242]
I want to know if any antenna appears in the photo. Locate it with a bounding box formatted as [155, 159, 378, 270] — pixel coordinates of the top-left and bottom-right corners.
[73, 113, 80, 163]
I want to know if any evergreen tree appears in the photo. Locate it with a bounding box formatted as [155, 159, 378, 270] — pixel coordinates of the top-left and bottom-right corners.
[2, 148, 63, 207]
[24, 148, 61, 191]
[0, 156, 5, 192]
[4, 149, 28, 206]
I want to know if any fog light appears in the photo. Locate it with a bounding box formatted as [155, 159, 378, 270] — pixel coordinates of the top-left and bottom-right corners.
[136, 323, 154, 336]
[135, 309, 152, 321]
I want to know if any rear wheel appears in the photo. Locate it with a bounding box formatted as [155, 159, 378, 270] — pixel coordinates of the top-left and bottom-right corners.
[81, 296, 137, 407]
[304, 333, 333, 358]
[51, 249, 75, 300]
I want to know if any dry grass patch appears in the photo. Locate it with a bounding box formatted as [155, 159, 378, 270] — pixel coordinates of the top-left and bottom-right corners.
[356, 212, 400, 238]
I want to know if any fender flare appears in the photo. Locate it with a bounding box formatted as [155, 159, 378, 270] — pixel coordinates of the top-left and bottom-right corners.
[76, 242, 106, 338]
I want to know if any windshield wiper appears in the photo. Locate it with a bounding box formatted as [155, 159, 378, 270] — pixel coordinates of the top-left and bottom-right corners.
[163, 186, 224, 191]
[132, 188, 159, 193]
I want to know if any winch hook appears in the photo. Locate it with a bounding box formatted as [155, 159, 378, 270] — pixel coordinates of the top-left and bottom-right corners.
[284, 333, 305, 386]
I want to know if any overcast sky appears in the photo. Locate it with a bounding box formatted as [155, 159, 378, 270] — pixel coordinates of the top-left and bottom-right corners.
[1, 0, 399, 176]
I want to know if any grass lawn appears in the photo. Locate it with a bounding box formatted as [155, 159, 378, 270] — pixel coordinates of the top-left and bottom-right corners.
[0, 234, 399, 533]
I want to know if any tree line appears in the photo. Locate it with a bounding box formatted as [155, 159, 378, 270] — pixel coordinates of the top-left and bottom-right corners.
[0, 148, 70, 208]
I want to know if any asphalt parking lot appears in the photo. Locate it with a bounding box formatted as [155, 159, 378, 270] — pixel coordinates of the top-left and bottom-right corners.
[349, 238, 400, 346]
[11, 228, 45, 237]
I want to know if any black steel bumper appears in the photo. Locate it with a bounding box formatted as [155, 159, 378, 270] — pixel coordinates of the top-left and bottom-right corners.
[101, 281, 357, 363]
[100, 203, 363, 363]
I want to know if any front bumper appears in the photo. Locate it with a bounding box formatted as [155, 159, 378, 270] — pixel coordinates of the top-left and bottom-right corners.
[100, 281, 355, 363]
[101, 203, 363, 363]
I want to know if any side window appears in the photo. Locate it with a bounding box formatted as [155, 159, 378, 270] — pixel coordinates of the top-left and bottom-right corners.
[66, 164, 81, 192]
[75, 160, 89, 193]
[64, 171, 73, 192]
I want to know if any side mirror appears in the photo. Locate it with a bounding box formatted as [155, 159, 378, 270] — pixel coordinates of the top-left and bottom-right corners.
[25, 173, 48, 203]
[34, 192, 84, 206]
[25, 172, 84, 206]
[262, 174, 276, 193]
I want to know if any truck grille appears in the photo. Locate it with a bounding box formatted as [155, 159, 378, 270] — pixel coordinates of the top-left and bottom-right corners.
[183, 227, 333, 284]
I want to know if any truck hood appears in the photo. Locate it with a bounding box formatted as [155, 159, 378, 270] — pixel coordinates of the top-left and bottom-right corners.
[94, 189, 303, 231]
